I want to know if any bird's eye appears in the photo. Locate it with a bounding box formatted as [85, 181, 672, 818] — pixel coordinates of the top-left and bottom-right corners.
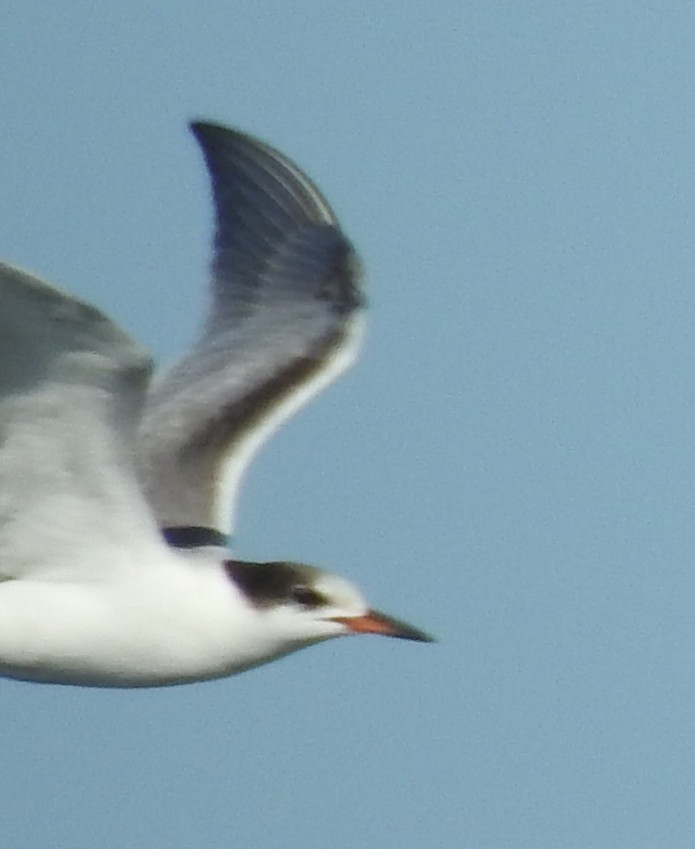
[291, 586, 325, 608]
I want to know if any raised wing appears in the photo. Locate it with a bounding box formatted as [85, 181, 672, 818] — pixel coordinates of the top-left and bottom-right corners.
[137, 122, 365, 536]
[0, 262, 158, 581]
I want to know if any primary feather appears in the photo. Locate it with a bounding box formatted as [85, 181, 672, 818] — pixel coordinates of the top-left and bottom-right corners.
[137, 123, 365, 535]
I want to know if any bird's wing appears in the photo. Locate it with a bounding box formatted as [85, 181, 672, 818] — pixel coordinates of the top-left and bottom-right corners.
[137, 123, 365, 536]
[0, 261, 161, 581]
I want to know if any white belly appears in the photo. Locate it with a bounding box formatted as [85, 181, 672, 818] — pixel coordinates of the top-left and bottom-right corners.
[0, 564, 279, 687]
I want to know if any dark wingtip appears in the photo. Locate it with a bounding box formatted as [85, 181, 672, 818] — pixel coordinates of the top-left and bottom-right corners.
[189, 120, 240, 144]
[188, 118, 340, 227]
[188, 120, 260, 162]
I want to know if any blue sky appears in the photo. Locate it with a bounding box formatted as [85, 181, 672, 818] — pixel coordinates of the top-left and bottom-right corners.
[2, 3, 695, 848]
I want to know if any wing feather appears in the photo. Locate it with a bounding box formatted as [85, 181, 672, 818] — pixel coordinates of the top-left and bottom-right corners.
[0, 262, 158, 581]
[137, 123, 365, 534]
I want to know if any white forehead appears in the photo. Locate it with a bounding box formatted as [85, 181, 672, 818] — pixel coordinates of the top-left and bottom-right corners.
[314, 572, 368, 613]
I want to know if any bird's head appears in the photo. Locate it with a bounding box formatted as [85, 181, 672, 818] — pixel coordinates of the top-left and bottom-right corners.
[225, 560, 434, 649]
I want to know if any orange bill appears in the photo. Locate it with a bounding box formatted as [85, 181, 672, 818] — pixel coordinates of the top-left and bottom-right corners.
[334, 609, 434, 642]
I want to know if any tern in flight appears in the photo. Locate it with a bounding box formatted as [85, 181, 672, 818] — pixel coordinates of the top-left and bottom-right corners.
[0, 121, 432, 687]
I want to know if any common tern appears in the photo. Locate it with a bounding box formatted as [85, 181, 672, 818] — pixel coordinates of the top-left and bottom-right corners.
[0, 121, 432, 687]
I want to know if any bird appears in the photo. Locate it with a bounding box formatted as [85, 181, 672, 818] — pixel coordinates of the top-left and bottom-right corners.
[0, 121, 433, 688]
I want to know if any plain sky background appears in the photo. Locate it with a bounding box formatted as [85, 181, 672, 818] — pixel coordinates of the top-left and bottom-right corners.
[2, 3, 695, 848]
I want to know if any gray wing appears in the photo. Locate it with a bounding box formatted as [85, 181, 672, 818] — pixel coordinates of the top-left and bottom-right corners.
[137, 122, 365, 535]
[0, 262, 159, 581]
